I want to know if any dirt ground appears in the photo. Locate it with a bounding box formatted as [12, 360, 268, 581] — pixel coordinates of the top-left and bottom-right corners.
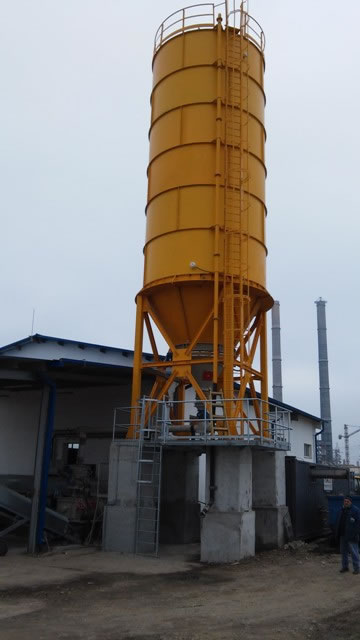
[0, 542, 360, 640]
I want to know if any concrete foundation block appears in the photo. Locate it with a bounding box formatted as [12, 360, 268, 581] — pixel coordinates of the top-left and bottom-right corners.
[103, 440, 139, 553]
[252, 450, 286, 507]
[254, 505, 288, 550]
[107, 441, 138, 505]
[213, 447, 252, 511]
[102, 504, 136, 553]
[200, 510, 255, 563]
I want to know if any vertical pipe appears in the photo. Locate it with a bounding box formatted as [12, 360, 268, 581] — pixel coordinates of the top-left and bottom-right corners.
[315, 298, 333, 463]
[209, 446, 216, 505]
[271, 300, 283, 401]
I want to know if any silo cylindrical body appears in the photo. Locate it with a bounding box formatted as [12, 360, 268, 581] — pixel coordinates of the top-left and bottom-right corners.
[143, 21, 271, 348]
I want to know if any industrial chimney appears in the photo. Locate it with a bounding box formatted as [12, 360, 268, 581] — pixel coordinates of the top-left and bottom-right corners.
[315, 298, 333, 463]
[271, 301, 283, 402]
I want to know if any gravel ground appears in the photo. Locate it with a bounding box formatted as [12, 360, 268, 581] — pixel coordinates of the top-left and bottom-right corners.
[0, 543, 359, 639]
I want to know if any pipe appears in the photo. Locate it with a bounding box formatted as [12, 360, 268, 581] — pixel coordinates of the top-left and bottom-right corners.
[209, 447, 216, 506]
[314, 421, 324, 464]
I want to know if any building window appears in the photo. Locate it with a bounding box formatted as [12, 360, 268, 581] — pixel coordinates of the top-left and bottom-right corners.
[67, 442, 79, 464]
[304, 443, 312, 459]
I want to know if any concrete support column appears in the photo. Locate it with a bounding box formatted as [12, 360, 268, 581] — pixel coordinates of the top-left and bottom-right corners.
[103, 443, 200, 551]
[103, 440, 138, 552]
[201, 447, 255, 563]
[252, 450, 287, 550]
[160, 449, 200, 544]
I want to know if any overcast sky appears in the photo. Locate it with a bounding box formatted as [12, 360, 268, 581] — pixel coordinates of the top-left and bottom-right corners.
[1, 1, 360, 460]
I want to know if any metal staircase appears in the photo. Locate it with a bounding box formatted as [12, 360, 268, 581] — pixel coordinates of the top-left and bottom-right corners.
[134, 410, 162, 556]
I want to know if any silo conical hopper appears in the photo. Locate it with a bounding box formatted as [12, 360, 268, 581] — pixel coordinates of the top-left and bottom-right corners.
[129, 2, 272, 437]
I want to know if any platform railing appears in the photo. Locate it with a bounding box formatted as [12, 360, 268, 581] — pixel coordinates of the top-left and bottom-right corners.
[113, 398, 291, 450]
[153, 2, 265, 54]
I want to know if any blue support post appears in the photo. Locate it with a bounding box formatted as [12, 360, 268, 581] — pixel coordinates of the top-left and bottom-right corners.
[36, 381, 56, 547]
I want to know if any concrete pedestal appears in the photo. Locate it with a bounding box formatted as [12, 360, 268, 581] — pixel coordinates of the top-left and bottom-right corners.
[103, 442, 200, 551]
[160, 449, 200, 544]
[252, 450, 286, 550]
[201, 448, 255, 563]
[103, 440, 138, 552]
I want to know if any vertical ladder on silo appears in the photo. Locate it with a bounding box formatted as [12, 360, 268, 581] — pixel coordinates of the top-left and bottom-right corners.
[208, 390, 230, 435]
[223, 6, 251, 407]
[134, 404, 162, 556]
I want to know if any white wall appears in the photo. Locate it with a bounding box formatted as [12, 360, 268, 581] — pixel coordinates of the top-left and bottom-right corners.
[0, 383, 137, 476]
[287, 415, 317, 462]
[54, 384, 134, 466]
[0, 390, 41, 475]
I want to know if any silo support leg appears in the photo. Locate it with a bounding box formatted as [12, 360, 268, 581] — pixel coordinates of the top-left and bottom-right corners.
[144, 312, 159, 360]
[129, 296, 145, 437]
[252, 450, 287, 550]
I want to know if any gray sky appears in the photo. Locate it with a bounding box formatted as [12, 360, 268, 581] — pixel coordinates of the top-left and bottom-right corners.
[1, 1, 360, 459]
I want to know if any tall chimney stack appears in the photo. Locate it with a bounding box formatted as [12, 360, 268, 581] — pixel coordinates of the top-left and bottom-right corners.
[271, 301, 283, 401]
[315, 298, 333, 463]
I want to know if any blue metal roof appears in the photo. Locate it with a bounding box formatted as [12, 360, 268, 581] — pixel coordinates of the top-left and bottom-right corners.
[0, 333, 157, 361]
[0, 334, 321, 422]
[267, 394, 321, 424]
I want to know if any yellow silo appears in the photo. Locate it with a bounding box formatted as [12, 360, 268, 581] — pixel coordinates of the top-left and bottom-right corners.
[129, 2, 272, 437]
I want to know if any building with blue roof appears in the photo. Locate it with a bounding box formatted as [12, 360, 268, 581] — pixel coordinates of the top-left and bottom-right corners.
[0, 333, 322, 552]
